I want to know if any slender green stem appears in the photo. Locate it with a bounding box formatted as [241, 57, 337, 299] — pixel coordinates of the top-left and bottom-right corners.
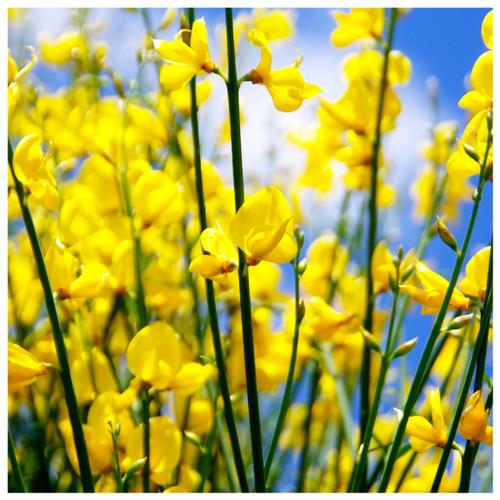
[142, 388, 150, 493]
[434, 242, 493, 492]
[264, 238, 304, 479]
[378, 127, 492, 491]
[8, 140, 94, 493]
[224, 7, 265, 492]
[297, 360, 321, 492]
[360, 8, 397, 456]
[197, 407, 218, 492]
[318, 341, 356, 461]
[187, 7, 248, 492]
[8, 427, 25, 492]
[350, 285, 400, 492]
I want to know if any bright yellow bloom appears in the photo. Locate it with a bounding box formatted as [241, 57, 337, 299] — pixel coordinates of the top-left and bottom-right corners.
[247, 29, 322, 112]
[233, 186, 297, 265]
[306, 296, 355, 341]
[39, 31, 88, 66]
[481, 11, 493, 50]
[459, 246, 491, 302]
[458, 51, 493, 116]
[126, 321, 213, 393]
[400, 388, 448, 453]
[12, 134, 59, 211]
[447, 110, 491, 179]
[459, 390, 493, 445]
[189, 223, 238, 283]
[8, 46, 36, 119]
[8, 342, 48, 394]
[331, 8, 384, 47]
[254, 8, 295, 41]
[124, 416, 182, 488]
[154, 18, 215, 91]
[400, 259, 470, 315]
[371, 241, 397, 294]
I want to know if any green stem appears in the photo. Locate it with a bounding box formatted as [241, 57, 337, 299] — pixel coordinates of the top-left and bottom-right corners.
[142, 388, 150, 493]
[7, 140, 94, 493]
[8, 427, 25, 492]
[297, 360, 321, 492]
[434, 241, 493, 493]
[224, 7, 265, 492]
[360, 8, 397, 456]
[187, 7, 248, 492]
[350, 285, 400, 492]
[197, 408, 218, 492]
[264, 240, 304, 479]
[377, 127, 492, 492]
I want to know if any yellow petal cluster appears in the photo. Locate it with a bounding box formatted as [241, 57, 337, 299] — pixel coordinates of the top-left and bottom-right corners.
[247, 29, 322, 112]
[8, 342, 48, 394]
[233, 186, 297, 264]
[400, 259, 470, 315]
[458, 390, 493, 445]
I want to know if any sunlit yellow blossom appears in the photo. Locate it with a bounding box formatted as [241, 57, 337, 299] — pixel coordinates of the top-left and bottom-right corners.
[399, 388, 448, 452]
[371, 241, 397, 294]
[481, 11, 493, 49]
[447, 110, 491, 179]
[189, 223, 238, 283]
[233, 186, 297, 264]
[459, 246, 490, 302]
[39, 31, 88, 66]
[8, 342, 48, 394]
[8, 46, 36, 119]
[301, 234, 349, 300]
[253, 8, 295, 41]
[125, 416, 182, 488]
[458, 51, 493, 116]
[169, 80, 211, 115]
[247, 29, 322, 112]
[154, 18, 215, 91]
[12, 134, 59, 210]
[306, 296, 355, 341]
[126, 321, 213, 393]
[400, 259, 470, 315]
[459, 390, 493, 445]
[331, 8, 384, 47]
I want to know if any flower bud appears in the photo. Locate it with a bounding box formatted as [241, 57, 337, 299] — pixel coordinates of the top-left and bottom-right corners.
[124, 457, 147, 479]
[462, 142, 480, 163]
[361, 328, 381, 354]
[297, 300, 306, 324]
[391, 337, 417, 360]
[442, 313, 474, 332]
[436, 216, 459, 254]
[297, 258, 307, 277]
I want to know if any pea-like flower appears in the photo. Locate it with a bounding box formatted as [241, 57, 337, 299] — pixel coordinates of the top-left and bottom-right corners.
[189, 223, 238, 283]
[397, 388, 448, 453]
[331, 8, 384, 47]
[153, 18, 216, 91]
[247, 29, 322, 112]
[458, 390, 493, 445]
[400, 259, 470, 315]
[459, 246, 491, 302]
[126, 321, 214, 394]
[233, 186, 297, 265]
[8, 342, 48, 394]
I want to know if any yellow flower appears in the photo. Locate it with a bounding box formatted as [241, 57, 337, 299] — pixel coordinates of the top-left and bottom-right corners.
[458, 51, 493, 117]
[253, 8, 295, 41]
[8, 342, 48, 394]
[189, 223, 238, 283]
[447, 110, 491, 180]
[12, 134, 59, 211]
[305, 296, 355, 341]
[233, 186, 297, 265]
[459, 246, 491, 302]
[481, 11, 493, 50]
[126, 321, 213, 394]
[154, 18, 215, 91]
[331, 8, 384, 47]
[400, 259, 470, 315]
[371, 241, 397, 294]
[39, 31, 88, 66]
[399, 388, 448, 453]
[459, 390, 493, 445]
[247, 29, 322, 112]
[124, 416, 182, 488]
